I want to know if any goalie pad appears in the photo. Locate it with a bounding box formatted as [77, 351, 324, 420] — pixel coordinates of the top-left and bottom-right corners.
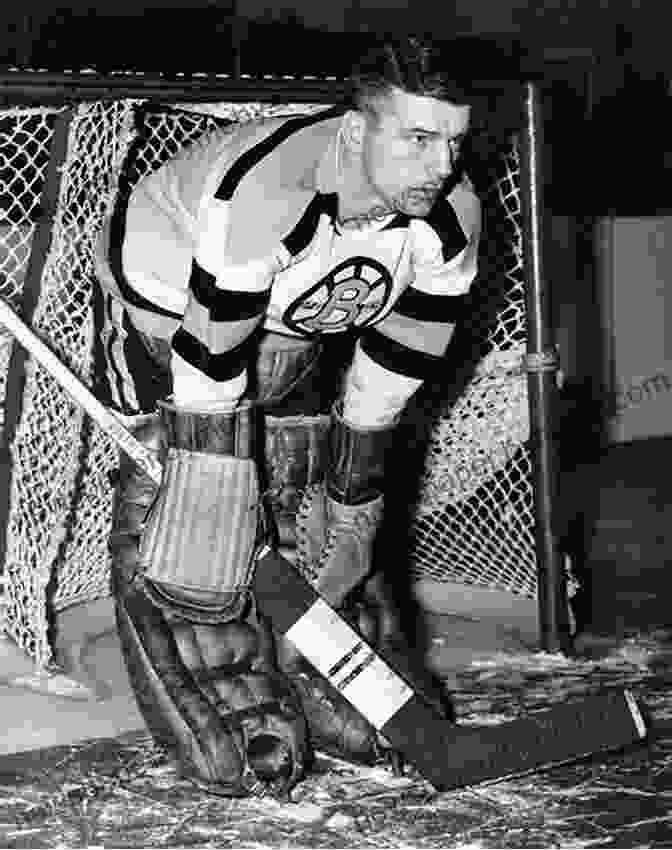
[115, 578, 310, 796]
[110, 403, 312, 796]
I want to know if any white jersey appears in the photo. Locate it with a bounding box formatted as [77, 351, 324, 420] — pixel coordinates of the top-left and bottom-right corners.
[95, 106, 481, 417]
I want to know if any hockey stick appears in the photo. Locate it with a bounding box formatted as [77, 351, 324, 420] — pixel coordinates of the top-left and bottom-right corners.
[0, 298, 649, 789]
[0, 299, 163, 486]
[254, 548, 648, 791]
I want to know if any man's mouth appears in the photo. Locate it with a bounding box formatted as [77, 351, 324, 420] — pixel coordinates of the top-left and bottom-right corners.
[407, 186, 441, 202]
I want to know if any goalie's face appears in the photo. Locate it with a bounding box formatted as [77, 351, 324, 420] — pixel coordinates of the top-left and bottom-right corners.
[346, 88, 470, 218]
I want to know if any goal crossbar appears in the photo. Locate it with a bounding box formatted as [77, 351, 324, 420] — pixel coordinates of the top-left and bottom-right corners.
[0, 69, 522, 105]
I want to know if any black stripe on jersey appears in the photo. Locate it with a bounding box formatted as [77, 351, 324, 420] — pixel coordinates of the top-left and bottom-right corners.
[425, 197, 468, 262]
[108, 189, 184, 320]
[393, 287, 467, 322]
[382, 197, 468, 263]
[189, 261, 270, 321]
[215, 107, 346, 201]
[382, 212, 411, 231]
[361, 328, 441, 381]
[282, 192, 338, 257]
[171, 326, 256, 382]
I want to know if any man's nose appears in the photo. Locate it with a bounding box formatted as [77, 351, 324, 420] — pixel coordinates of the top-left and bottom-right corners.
[428, 141, 453, 180]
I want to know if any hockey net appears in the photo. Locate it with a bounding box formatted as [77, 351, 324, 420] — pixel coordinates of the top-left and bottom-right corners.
[0, 91, 533, 668]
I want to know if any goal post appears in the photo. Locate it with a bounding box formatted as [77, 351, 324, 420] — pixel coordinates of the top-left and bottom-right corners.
[0, 70, 566, 668]
[518, 82, 569, 651]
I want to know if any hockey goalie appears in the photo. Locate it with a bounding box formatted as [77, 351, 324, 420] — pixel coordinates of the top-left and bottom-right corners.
[93, 36, 479, 796]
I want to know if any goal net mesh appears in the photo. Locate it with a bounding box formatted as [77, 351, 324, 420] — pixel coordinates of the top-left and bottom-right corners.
[0, 96, 533, 668]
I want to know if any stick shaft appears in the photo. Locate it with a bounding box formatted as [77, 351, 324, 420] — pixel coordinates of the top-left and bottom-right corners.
[0, 299, 163, 485]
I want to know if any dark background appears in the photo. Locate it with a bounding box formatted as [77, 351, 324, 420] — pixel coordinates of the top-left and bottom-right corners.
[1, 0, 670, 217]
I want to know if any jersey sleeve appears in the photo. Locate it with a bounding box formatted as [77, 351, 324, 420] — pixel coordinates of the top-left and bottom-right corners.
[168, 116, 315, 407]
[360, 179, 481, 381]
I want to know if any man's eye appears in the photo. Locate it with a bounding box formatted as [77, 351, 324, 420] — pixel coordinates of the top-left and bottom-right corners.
[412, 134, 430, 147]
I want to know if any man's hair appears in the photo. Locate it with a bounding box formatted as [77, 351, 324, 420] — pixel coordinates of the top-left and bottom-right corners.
[348, 36, 531, 130]
[350, 38, 478, 111]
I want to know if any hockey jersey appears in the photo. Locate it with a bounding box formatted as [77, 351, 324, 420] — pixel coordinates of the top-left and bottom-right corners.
[95, 106, 481, 415]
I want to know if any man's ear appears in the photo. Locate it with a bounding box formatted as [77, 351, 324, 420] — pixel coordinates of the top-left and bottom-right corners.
[341, 110, 367, 153]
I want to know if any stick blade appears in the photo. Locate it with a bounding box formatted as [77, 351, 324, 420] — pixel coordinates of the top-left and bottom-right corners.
[385, 687, 648, 791]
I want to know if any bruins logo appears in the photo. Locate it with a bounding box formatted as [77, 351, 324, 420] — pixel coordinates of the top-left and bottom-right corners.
[283, 257, 392, 337]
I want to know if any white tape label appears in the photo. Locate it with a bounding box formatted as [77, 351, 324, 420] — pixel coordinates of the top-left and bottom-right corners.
[285, 598, 414, 729]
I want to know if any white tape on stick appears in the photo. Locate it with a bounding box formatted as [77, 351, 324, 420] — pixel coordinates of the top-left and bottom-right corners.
[286, 597, 414, 729]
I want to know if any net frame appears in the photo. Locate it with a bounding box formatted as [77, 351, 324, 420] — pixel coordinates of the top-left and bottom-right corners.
[0, 71, 563, 667]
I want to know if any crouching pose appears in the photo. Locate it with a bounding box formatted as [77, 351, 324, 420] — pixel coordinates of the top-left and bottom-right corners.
[94, 36, 481, 795]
